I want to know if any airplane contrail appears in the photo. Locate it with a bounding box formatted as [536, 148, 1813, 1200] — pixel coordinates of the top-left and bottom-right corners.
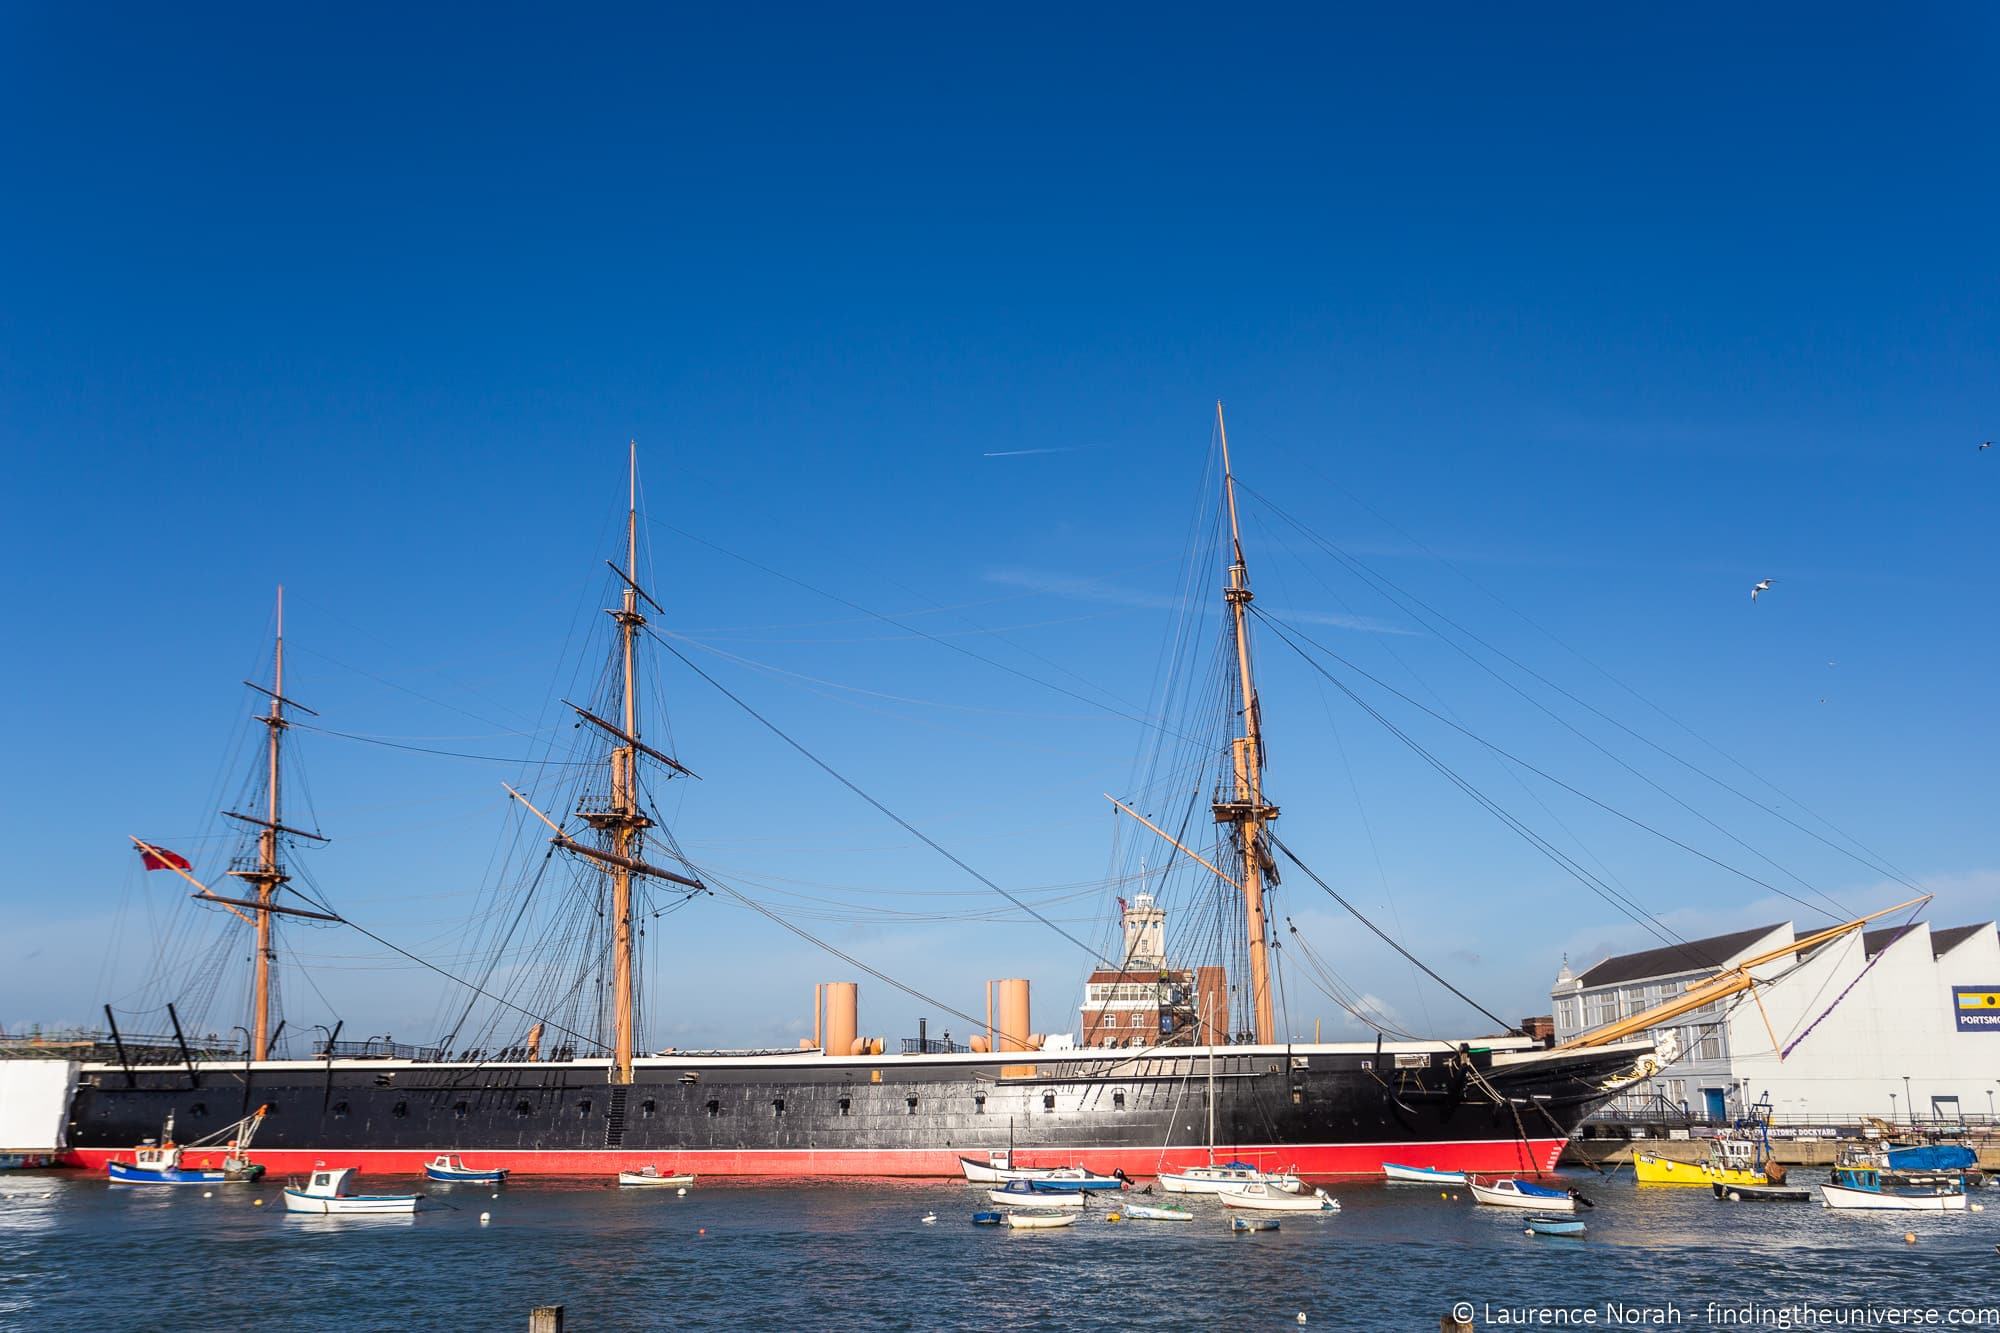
[982, 445, 1100, 458]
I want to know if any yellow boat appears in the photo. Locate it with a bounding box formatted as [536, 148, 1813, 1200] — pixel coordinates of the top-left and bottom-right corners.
[1632, 1151, 1767, 1187]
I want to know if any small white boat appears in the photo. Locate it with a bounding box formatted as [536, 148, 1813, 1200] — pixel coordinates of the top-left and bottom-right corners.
[1230, 1215, 1280, 1233]
[958, 1150, 1111, 1184]
[282, 1167, 423, 1215]
[1218, 1183, 1340, 1212]
[424, 1154, 508, 1184]
[1002, 1210, 1078, 1229]
[1383, 1161, 1468, 1185]
[989, 1182, 1087, 1208]
[1159, 1161, 1304, 1195]
[618, 1166, 696, 1188]
[1119, 1203, 1195, 1221]
[1821, 1181, 1968, 1212]
[1468, 1177, 1577, 1212]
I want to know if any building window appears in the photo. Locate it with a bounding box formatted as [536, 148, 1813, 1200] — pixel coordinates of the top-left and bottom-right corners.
[1699, 1034, 1721, 1061]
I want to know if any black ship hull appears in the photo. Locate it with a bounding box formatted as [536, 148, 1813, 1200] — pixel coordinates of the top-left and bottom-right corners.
[65, 1039, 1643, 1178]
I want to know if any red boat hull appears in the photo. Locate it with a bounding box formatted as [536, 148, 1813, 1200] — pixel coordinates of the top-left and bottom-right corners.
[66, 1137, 1564, 1179]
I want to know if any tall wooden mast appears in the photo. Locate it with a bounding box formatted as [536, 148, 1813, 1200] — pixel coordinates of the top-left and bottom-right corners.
[577, 444, 652, 1085]
[1211, 403, 1279, 1045]
[223, 586, 325, 1062]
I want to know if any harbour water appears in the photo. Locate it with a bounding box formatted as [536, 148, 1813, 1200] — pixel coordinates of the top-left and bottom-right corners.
[2, 1169, 1993, 1330]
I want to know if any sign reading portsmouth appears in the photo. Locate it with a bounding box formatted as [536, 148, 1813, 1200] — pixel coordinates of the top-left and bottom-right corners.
[1953, 987, 2000, 1032]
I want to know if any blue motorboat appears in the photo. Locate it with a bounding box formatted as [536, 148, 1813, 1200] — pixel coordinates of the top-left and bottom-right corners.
[1524, 1214, 1587, 1237]
[423, 1154, 509, 1184]
[990, 1174, 1123, 1196]
[108, 1152, 229, 1186]
[971, 1211, 1003, 1225]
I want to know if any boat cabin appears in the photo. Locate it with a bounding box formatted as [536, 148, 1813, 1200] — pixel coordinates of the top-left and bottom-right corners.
[130, 1144, 184, 1174]
[301, 1168, 359, 1198]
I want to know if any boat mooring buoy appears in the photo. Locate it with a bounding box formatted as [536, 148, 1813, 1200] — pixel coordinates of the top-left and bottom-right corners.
[202, 1191, 213, 1198]
[1297, 1314, 1308, 1325]
[253, 1198, 265, 1207]
[677, 1187, 687, 1196]
[1904, 1232, 1916, 1244]
[480, 1212, 491, 1224]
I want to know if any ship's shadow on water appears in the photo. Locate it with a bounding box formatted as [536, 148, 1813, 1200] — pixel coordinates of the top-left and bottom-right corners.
[2, 1172, 1992, 1330]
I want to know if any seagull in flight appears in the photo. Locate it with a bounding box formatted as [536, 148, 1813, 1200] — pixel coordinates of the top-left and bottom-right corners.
[1751, 579, 1774, 603]
[1981, 440, 1993, 451]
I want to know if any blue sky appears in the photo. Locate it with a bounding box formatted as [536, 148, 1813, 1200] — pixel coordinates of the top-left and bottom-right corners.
[2, 6, 1994, 1051]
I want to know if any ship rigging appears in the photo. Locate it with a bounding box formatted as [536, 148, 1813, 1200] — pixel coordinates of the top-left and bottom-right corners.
[74, 412, 1921, 1179]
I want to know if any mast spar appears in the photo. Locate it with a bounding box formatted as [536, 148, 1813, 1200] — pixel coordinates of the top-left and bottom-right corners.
[1212, 403, 1279, 1046]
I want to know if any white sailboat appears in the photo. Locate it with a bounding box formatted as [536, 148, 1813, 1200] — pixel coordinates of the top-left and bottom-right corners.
[1157, 1043, 1303, 1195]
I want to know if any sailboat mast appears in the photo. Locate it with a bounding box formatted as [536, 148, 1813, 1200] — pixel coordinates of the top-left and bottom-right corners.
[1212, 403, 1278, 1046]
[608, 445, 646, 1084]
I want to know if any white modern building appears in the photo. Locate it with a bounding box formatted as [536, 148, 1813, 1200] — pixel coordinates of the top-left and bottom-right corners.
[1552, 918, 2000, 1124]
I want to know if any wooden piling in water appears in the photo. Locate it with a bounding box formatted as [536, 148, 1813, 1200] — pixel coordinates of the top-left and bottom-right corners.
[529, 1305, 565, 1332]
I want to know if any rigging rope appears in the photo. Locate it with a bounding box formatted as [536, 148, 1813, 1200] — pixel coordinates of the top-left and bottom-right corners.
[1268, 835, 1514, 1032]
[649, 629, 1117, 969]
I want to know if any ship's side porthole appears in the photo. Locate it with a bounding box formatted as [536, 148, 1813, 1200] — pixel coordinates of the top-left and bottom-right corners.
[188, 1102, 208, 1119]
[453, 1101, 469, 1120]
[392, 1101, 409, 1119]
[838, 1096, 851, 1116]
[515, 1100, 533, 1118]
[578, 1099, 592, 1119]
[1042, 1091, 1056, 1112]
[1112, 1090, 1126, 1111]
[640, 1099, 657, 1119]
[1291, 1086, 1304, 1106]
[705, 1099, 721, 1118]
[773, 1098, 785, 1117]
[331, 1101, 350, 1120]
[907, 1096, 919, 1116]
[973, 1093, 986, 1114]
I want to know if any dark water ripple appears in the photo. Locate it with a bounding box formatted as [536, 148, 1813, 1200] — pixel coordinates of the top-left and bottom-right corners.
[2, 1171, 1994, 1331]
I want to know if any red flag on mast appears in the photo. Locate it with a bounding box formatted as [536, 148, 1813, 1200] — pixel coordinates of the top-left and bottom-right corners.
[138, 845, 192, 872]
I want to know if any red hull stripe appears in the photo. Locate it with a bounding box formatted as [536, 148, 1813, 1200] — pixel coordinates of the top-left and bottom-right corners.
[65, 1139, 1564, 1178]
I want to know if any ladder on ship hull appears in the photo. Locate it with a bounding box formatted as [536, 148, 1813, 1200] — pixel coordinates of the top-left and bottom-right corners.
[604, 1085, 629, 1148]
